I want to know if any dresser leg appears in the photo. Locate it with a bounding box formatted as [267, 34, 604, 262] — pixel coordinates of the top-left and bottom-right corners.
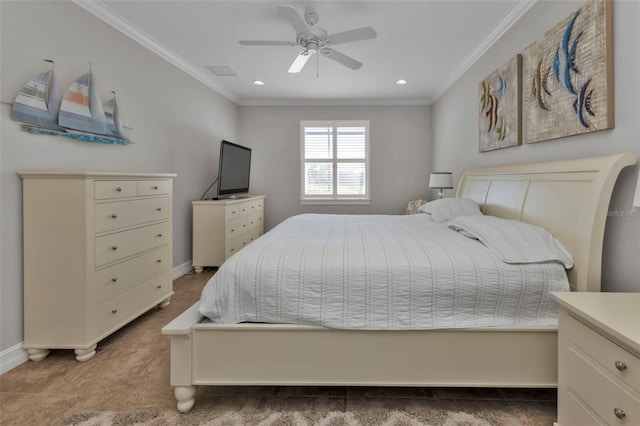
[175, 385, 196, 413]
[27, 348, 50, 361]
[194, 266, 203, 274]
[74, 345, 97, 362]
[159, 297, 172, 308]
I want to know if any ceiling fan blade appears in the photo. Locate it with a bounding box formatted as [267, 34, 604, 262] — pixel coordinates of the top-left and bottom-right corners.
[239, 40, 297, 46]
[320, 48, 362, 70]
[288, 50, 315, 73]
[327, 27, 377, 46]
[278, 5, 310, 34]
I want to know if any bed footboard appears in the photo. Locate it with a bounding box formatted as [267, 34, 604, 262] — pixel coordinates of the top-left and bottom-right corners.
[163, 307, 558, 414]
[162, 302, 202, 413]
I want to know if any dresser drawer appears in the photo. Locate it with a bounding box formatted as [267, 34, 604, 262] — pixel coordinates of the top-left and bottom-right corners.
[566, 345, 640, 425]
[93, 246, 169, 302]
[567, 314, 640, 393]
[95, 222, 169, 267]
[247, 198, 264, 214]
[138, 180, 170, 196]
[95, 180, 137, 199]
[92, 273, 171, 335]
[226, 204, 241, 219]
[95, 197, 169, 233]
[247, 212, 262, 230]
[226, 215, 250, 236]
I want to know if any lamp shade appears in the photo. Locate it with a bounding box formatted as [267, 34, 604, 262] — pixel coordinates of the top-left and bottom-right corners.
[429, 172, 453, 189]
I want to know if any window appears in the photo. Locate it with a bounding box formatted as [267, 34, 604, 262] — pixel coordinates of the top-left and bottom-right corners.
[300, 120, 370, 204]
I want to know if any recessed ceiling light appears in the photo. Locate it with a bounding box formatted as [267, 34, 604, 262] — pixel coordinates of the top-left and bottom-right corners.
[253, 80, 265, 86]
[396, 79, 408, 85]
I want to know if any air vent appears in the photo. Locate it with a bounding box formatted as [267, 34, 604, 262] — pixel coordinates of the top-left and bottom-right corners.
[205, 66, 238, 77]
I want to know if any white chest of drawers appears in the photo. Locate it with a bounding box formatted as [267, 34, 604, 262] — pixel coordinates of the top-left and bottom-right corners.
[552, 292, 640, 426]
[20, 171, 176, 362]
[192, 196, 265, 273]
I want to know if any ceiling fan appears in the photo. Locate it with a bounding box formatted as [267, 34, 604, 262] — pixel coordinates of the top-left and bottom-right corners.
[239, 5, 377, 73]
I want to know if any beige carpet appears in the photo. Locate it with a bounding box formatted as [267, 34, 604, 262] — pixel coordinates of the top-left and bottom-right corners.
[3, 270, 555, 426]
[61, 407, 522, 425]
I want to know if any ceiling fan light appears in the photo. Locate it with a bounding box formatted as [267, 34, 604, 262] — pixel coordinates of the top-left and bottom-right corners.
[253, 80, 265, 86]
[396, 79, 408, 85]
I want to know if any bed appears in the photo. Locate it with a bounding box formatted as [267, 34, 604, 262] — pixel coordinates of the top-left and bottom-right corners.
[163, 153, 636, 413]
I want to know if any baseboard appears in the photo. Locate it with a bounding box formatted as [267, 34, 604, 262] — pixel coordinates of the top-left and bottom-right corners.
[0, 342, 29, 375]
[173, 260, 193, 280]
[1, 261, 193, 375]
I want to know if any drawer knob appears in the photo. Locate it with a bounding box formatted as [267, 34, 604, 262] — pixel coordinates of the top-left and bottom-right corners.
[111, 245, 118, 250]
[251, 206, 255, 209]
[243, 224, 246, 228]
[153, 185, 158, 190]
[231, 229, 235, 232]
[111, 309, 118, 314]
[157, 285, 162, 289]
[232, 211, 236, 214]
[157, 233, 163, 237]
[116, 187, 122, 192]
[250, 221, 254, 224]
[111, 213, 118, 219]
[614, 408, 626, 419]
[111, 277, 118, 282]
[242, 208, 246, 212]
[156, 259, 162, 263]
[615, 361, 627, 371]
[156, 207, 162, 211]
[231, 249, 235, 252]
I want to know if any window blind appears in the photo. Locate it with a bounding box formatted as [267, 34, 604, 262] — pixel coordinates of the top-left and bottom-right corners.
[301, 121, 369, 202]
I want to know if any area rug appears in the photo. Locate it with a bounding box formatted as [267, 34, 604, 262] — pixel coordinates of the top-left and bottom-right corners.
[61, 409, 517, 426]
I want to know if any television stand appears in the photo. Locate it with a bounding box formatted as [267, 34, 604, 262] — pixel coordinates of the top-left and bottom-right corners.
[192, 195, 265, 273]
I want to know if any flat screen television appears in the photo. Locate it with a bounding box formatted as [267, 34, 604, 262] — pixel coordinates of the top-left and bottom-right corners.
[217, 140, 251, 198]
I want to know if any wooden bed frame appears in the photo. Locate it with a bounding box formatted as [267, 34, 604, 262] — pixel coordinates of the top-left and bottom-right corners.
[163, 153, 636, 413]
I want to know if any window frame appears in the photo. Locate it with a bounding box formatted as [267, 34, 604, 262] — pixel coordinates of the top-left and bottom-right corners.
[299, 120, 370, 205]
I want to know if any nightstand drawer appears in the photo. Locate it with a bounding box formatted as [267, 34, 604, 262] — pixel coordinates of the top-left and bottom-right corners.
[95, 222, 169, 266]
[566, 345, 640, 425]
[567, 314, 640, 393]
[95, 180, 137, 199]
[564, 391, 604, 426]
[95, 197, 169, 233]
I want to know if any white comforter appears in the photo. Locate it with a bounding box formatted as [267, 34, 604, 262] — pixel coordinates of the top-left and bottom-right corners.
[199, 214, 570, 329]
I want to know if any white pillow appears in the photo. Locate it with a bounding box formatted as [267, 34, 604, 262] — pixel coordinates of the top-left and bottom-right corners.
[448, 215, 574, 268]
[418, 198, 482, 223]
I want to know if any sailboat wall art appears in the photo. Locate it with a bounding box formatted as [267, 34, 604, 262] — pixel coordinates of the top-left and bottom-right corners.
[11, 60, 61, 130]
[11, 61, 131, 145]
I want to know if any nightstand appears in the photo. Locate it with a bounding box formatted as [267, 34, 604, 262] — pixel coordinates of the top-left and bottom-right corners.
[551, 292, 640, 425]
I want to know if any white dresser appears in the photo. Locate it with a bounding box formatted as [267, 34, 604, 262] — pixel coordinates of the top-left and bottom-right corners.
[20, 171, 176, 362]
[192, 196, 265, 273]
[552, 292, 640, 426]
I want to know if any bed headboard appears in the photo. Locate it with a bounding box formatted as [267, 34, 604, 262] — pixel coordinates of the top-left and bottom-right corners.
[457, 153, 636, 293]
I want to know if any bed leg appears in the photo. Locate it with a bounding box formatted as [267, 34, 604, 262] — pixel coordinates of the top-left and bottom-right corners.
[175, 385, 196, 413]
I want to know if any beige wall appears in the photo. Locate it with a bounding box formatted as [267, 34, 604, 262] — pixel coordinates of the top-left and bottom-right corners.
[0, 1, 239, 353]
[431, 0, 640, 292]
[239, 105, 432, 230]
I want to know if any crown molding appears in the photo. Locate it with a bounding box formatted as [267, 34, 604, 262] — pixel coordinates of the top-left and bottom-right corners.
[238, 98, 431, 107]
[73, 0, 536, 107]
[430, 0, 538, 104]
[72, 0, 240, 104]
